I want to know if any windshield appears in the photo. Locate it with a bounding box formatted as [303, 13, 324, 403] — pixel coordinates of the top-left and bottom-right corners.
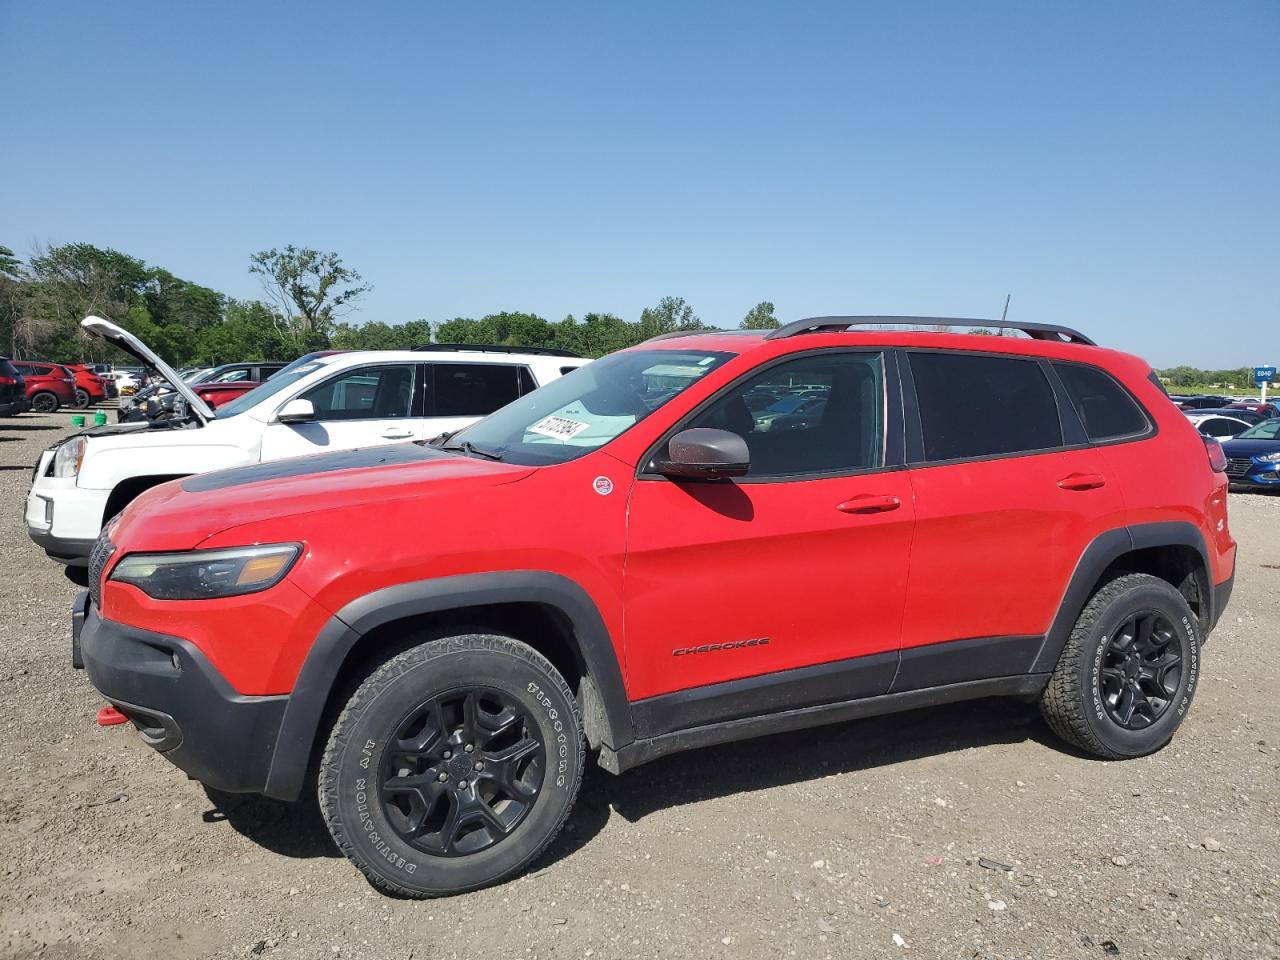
[213, 360, 327, 418]
[445, 349, 734, 465]
[1236, 418, 1280, 441]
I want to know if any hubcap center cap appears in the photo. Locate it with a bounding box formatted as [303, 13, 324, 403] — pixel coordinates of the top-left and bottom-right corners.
[446, 753, 475, 780]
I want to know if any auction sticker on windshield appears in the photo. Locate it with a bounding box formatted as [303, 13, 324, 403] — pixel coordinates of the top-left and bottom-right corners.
[528, 415, 590, 441]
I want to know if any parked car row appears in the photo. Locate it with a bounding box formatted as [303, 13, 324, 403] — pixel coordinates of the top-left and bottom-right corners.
[26, 316, 588, 567]
[50, 314, 1237, 897]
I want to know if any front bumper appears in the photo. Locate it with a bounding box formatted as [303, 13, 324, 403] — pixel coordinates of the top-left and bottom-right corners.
[26, 467, 110, 565]
[1225, 460, 1280, 487]
[74, 594, 288, 794]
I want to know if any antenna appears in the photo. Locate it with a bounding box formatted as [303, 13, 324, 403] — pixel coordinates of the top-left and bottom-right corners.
[998, 294, 1011, 336]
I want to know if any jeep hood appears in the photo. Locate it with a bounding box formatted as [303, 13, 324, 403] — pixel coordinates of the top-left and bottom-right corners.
[81, 315, 214, 423]
[110, 444, 535, 552]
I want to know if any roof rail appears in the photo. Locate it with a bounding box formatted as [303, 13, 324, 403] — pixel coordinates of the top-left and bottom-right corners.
[412, 343, 583, 358]
[764, 316, 1096, 346]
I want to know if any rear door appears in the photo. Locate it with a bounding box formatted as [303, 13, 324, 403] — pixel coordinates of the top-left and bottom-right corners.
[623, 349, 914, 727]
[424, 361, 537, 438]
[259, 361, 426, 460]
[896, 350, 1126, 689]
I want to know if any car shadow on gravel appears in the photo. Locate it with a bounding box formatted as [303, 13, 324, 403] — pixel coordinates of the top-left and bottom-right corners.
[203, 698, 1058, 873]
[201, 788, 340, 860]
[603, 696, 1051, 823]
[0, 423, 63, 431]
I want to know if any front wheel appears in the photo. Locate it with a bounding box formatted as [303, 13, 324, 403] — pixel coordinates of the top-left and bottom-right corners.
[319, 633, 585, 897]
[1040, 573, 1200, 759]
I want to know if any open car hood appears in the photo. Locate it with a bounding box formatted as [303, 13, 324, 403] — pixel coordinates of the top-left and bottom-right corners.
[81, 315, 214, 423]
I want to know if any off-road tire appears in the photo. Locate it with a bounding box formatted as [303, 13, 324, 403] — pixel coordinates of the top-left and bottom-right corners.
[319, 633, 585, 897]
[1040, 573, 1200, 759]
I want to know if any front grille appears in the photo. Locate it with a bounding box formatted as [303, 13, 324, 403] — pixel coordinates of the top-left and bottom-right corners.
[1226, 458, 1252, 478]
[88, 530, 116, 608]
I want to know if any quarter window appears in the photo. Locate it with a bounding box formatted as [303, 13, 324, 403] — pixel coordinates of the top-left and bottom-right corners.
[430, 363, 527, 417]
[909, 352, 1062, 461]
[1052, 362, 1149, 441]
[673, 352, 885, 478]
[301, 364, 416, 421]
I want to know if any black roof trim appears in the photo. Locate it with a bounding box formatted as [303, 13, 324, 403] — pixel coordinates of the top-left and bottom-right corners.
[412, 343, 582, 358]
[764, 316, 1096, 346]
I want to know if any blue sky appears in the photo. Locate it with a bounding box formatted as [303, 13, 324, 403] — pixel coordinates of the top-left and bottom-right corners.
[3, 1, 1277, 367]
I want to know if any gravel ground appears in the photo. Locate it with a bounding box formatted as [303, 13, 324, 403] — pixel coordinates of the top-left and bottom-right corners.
[1, 411, 1277, 960]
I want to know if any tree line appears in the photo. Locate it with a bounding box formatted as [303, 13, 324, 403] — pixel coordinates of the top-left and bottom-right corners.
[0, 241, 781, 367]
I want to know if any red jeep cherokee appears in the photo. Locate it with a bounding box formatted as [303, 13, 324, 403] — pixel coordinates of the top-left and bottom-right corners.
[74, 317, 1235, 897]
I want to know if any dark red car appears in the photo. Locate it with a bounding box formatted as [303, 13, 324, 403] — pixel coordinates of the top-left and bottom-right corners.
[195, 380, 260, 408]
[75, 316, 1235, 897]
[62, 363, 116, 407]
[12, 362, 77, 412]
[1226, 401, 1278, 418]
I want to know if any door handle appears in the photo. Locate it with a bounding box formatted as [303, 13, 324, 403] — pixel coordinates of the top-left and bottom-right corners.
[381, 429, 414, 440]
[837, 494, 902, 514]
[1057, 473, 1107, 491]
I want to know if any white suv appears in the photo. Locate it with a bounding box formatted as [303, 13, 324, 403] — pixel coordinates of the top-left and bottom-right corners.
[26, 316, 588, 568]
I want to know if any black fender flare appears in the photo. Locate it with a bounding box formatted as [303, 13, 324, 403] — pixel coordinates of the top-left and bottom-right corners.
[262, 571, 634, 801]
[1030, 521, 1214, 674]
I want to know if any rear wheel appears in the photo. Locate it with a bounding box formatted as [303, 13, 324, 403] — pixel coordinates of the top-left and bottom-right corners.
[1040, 573, 1200, 758]
[73, 388, 91, 409]
[31, 391, 60, 413]
[319, 633, 584, 897]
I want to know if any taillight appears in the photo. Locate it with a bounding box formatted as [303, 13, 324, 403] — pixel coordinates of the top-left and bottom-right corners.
[0, 376, 13, 385]
[1203, 435, 1227, 473]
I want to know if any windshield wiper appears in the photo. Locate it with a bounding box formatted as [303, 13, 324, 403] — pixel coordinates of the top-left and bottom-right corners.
[443, 440, 504, 461]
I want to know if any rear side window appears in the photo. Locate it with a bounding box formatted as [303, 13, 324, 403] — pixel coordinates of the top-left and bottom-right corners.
[1053, 363, 1149, 441]
[909, 352, 1062, 461]
[430, 363, 524, 417]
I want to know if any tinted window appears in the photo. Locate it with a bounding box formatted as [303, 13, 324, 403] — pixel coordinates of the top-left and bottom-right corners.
[910, 352, 1061, 461]
[673, 352, 884, 478]
[430, 363, 524, 417]
[302, 364, 416, 421]
[518, 367, 538, 396]
[1053, 362, 1149, 441]
[1200, 418, 1243, 438]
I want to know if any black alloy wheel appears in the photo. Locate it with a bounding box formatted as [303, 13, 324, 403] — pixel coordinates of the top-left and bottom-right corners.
[1097, 611, 1182, 730]
[32, 392, 59, 413]
[74, 388, 91, 409]
[381, 687, 545, 857]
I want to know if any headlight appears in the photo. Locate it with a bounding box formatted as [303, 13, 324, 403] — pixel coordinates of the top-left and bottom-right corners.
[53, 437, 87, 477]
[1257, 452, 1280, 463]
[109, 543, 301, 600]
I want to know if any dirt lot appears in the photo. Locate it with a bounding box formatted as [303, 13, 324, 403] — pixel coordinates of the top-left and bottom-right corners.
[0, 411, 1277, 960]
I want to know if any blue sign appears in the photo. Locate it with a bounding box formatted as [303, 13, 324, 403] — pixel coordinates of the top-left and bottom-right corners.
[1255, 366, 1277, 386]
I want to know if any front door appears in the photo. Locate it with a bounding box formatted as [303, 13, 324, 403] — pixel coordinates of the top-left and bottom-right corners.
[623, 350, 914, 732]
[260, 362, 425, 460]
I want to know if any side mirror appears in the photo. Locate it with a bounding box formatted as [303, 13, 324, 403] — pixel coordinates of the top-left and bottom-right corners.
[276, 398, 315, 424]
[655, 428, 750, 480]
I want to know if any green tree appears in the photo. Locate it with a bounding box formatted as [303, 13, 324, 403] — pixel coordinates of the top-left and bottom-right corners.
[740, 301, 780, 330]
[249, 246, 371, 352]
[637, 296, 704, 340]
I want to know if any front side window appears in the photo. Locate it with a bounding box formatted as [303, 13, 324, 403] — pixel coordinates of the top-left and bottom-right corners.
[910, 352, 1062, 461]
[445, 350, 733, 465]
[1053, 362, 1149, 441]
[430, 363, 528, 417]
[1200, 418, 1241, 438]
[301, 364, 416, 421]
[662, 352, 885, 478]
